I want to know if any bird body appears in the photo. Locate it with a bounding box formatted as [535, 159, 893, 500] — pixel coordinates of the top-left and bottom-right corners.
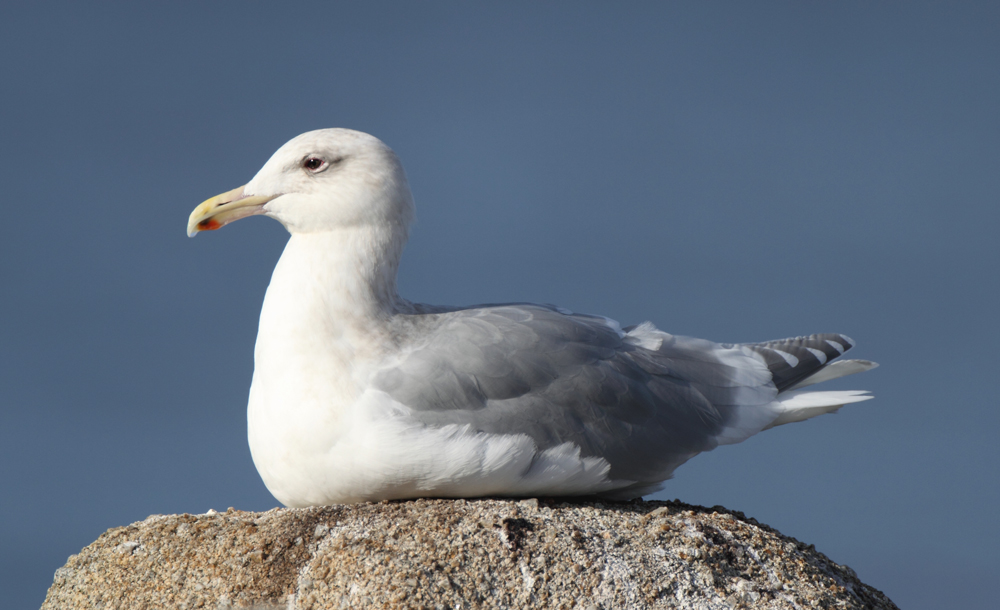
[188, 129, 876, 507]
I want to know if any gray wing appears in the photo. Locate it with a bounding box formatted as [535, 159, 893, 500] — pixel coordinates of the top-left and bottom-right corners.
[376, 304, 780, 486]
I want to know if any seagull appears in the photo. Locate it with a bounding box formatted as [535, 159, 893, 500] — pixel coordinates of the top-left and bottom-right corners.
[187, 128, 877, 507]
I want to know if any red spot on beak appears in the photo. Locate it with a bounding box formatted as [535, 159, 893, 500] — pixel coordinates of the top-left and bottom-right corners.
[198, 219, 222, 231]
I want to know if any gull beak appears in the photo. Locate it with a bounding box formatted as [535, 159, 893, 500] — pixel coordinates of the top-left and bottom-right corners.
[187, 185, 279, 237]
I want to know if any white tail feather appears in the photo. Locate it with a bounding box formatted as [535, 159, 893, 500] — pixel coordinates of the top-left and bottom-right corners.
[764, 390, 873, 430]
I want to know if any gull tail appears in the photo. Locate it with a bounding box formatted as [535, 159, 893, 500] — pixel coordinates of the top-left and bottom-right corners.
[764, 389, 873, 429]
[739, 333, 878, 430]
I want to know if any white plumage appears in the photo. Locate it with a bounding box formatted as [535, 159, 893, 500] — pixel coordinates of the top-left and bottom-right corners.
[188, 129, 876, 507]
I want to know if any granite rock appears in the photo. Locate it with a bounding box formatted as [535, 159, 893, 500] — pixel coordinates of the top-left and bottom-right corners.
[42, 498, 898, 609]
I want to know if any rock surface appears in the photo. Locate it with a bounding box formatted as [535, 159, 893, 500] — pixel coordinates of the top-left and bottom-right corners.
[42, 498, 897, 610]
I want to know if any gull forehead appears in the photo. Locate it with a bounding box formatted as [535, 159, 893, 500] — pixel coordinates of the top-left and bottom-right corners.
[257, 128, 390, 167]
[187, 128, 877, 508]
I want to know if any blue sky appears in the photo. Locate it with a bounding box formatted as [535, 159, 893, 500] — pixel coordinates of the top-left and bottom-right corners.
[2, 3, 997, 608]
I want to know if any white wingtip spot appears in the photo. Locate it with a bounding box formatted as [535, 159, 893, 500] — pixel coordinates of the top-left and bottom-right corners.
[825, 340, 845, 354]
[625, 321, 663, 351]
[838, 334, 856, 347]
[805, 347, 828, 364]
[771, 349, 799, 367]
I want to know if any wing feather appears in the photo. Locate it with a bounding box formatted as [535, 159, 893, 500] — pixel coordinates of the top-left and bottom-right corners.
[377, 304, 779, 486]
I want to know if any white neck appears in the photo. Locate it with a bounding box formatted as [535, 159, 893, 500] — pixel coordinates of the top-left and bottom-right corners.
[253, 227, 408, 390]
[270, 227, 404, 317]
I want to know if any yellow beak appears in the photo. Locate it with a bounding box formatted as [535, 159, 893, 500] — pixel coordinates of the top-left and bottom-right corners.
[187, 185, 278, 237]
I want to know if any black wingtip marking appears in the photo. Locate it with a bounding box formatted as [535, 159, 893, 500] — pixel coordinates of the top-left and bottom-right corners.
[744, 333, 856, 392]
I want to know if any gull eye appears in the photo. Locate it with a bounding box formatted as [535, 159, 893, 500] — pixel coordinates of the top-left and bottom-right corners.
[303, 157, 326, 171]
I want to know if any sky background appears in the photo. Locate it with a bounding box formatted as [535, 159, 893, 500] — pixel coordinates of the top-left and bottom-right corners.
[2, 2, 997, 608]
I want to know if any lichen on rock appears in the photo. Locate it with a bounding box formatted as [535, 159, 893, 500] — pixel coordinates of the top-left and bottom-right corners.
[42, 498, 898, 609]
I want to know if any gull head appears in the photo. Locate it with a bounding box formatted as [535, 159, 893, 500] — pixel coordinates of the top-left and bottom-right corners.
[188, 128, 414, 237]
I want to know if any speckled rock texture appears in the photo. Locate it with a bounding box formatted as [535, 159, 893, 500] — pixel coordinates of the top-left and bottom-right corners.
[42, 498, 897, 610]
